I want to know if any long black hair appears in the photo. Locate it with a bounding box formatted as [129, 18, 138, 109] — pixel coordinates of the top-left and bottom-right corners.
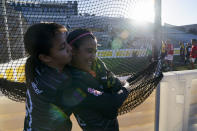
[0, 23, 68, 102]
[24, 23, 67, 83]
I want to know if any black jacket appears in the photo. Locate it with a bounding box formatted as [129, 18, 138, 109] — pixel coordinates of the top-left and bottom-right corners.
[24, 65, 72, 131]
[24, 59, 129, 131]
[65, 58, 129, 131]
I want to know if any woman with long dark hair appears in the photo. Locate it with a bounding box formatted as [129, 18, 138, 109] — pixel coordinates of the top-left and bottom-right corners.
[23, 23, 73, 131]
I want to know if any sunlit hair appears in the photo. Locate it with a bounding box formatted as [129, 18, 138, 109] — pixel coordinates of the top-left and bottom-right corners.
[24, 23, 67, 57]
[67, 28, 96, 49]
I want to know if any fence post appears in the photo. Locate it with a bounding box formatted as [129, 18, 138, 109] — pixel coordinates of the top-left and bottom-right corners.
[154, 0, 162, 131]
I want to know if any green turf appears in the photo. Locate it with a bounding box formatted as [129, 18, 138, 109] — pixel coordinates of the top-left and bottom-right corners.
[101, 56, 151, 75]
[163, 55, 197, 72]
[101, 55, 197, 75]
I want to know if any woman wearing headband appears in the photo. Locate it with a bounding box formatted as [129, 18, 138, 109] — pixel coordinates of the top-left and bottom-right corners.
[66, 28, 130, 131]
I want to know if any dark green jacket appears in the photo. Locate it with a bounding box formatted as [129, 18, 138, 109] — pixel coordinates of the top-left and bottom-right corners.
[64, 58, 128, 131]
[24, 58, 128, 131]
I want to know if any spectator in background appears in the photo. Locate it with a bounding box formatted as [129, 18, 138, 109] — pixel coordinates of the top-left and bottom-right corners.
[190, 39, 197, 69]
[164, 40, 174, 71]
[161, 41, 167, 60]
[179, 41, 185, 63]
[185, 43, 192, 64]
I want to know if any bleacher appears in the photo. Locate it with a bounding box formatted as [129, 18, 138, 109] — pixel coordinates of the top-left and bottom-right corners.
[7, 0, 78, 25]
[163, 26, 197, 47]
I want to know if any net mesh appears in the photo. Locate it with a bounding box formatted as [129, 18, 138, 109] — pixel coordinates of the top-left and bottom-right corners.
[0, 0, 162, 114]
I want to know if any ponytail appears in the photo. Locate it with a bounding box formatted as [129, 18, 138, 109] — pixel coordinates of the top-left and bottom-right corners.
[25, 55, 41, 86]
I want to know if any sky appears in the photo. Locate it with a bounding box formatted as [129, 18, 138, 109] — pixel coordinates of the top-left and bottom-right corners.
[75, 0, 197, 26]
[162, 0, 197, 26]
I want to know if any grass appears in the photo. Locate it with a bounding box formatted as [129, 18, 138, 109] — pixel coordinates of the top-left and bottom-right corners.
[101, 56, 151, 75]
[163, 55, 197, 72]
[173, 64, 197, 71]
[101, 55, 197, 75]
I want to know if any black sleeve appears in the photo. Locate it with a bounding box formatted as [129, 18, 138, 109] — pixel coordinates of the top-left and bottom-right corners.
[80, 86, 129, 118]
[60, 78, 129, 118]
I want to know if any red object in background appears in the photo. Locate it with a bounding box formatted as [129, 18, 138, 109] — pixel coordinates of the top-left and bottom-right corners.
[190, 45, 197, 58]
[166, 43, 174, 55]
